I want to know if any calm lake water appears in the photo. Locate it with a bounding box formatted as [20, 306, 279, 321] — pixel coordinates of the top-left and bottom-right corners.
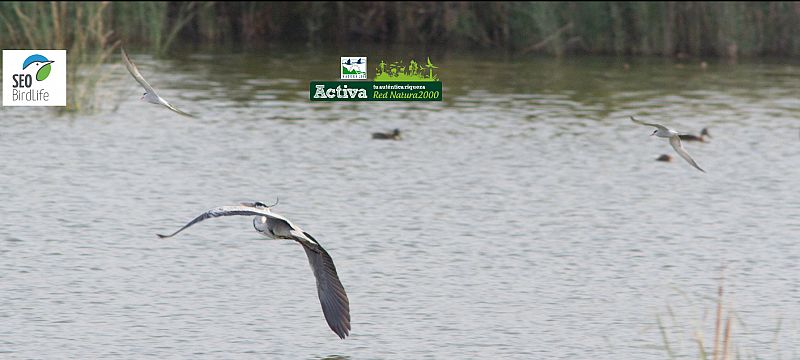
[1, 49, 799, 359]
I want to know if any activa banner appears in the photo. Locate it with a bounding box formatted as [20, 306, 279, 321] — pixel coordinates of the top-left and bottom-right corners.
[310, 81, 442, 101]
[310, 56, 442, 101]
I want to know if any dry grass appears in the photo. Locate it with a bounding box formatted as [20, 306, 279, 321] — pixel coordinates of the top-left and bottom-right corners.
[655, 275, 786, 360]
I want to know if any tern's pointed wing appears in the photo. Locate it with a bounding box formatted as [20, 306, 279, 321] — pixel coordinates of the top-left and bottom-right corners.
[121, 48, 157, 95]
[123, 48, 195, 118]
[157, 205, 274, 238]
[297, 234, 351, 339]
[630, 116, 668, 132]
[160, 99, 196, 118]
[669, 136, 705, 173]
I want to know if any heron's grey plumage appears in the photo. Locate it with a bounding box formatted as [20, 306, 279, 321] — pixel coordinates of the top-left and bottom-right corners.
[301, 236, 351, 339]
[157, 203, 351, 339]
[121, 47, 195, 118]
[156, 206, 275, 239]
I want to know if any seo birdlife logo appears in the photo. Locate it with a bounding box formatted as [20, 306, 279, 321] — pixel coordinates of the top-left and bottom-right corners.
[3, 50, 67, 106]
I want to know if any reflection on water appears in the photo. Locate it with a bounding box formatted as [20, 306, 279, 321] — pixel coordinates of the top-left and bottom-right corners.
[1, 49, 799, 359]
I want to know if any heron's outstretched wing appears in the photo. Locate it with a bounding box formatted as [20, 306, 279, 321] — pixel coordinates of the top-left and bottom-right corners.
[297, 234, 351, 339]
[630, 116, 668, 132]
[157, 205, 272, 238]
[121, 47, 157, 95]
[669, 136, 705, 173]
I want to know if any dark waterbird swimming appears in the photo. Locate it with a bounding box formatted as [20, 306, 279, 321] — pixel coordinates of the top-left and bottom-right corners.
[678, 128, 711, 142]
[656, 154, 672, 162]
[372, 129, 402, 140]
[157, 200, 351, 339]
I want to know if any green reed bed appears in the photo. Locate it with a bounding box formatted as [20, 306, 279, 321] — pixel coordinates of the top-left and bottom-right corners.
[2, 2, 800, 111]
[3, 2, 800, 57]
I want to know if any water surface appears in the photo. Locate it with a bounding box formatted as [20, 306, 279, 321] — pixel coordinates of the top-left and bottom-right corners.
[1, 50, 799, 359]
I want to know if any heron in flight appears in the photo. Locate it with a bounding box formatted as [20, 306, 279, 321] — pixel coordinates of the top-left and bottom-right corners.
[121, 47, 195, 117]
[157, 200, 351, 339]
